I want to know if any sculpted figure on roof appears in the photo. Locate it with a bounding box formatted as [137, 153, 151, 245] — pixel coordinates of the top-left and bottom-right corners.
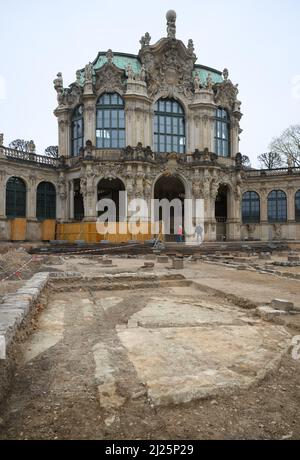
[84, 63, 93, 82]
[140, 32, 151, 48]
[166, 10, 177, 39]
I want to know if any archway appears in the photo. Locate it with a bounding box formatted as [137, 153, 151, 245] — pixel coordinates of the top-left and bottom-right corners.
[97, 178, 126, 222]
[215, 184, 229, 241]
[73, 179, 84, 221]
[154, 175, 185, 241]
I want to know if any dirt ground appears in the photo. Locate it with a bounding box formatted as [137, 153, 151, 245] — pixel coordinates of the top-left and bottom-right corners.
[0, 252, 300, 440]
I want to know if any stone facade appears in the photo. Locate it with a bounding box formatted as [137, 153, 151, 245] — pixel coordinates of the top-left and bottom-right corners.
[0, 11, 300, 242]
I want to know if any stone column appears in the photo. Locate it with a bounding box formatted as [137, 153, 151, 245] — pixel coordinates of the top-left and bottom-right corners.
[69, 180, 74, 220]
[55, 108, 70, 157]
[83, 100, 96, 146]
[287, 186, 296, 221]
[0, 172, 6, 218]
[27, 176, 37, 220]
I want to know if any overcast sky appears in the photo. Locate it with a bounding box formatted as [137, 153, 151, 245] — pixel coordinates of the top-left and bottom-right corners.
[0, 0, 299, 166]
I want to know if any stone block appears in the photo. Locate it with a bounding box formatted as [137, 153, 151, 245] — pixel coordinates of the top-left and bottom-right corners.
[157, 256, 169, 264]
[173, 259, 184, 270]
[271, 299, 294, 312]
[256, 306, 287, 321]
[145, 255, 157, 261]
[101, 259, 113, 266]
[143, 263, 155, 268]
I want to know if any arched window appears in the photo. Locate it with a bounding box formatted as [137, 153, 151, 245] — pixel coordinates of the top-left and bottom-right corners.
[6, 177, 26, 218]
[242, 192, 260, 224]
[154, 99, 185, 154]
[295, 190, 300, 222]
[96, 93, 125, 149]
[37, 182, 56, 221]
[268, 190, 287, 223]
[71, 105, 84, 157]
[215, 108, 230, 157]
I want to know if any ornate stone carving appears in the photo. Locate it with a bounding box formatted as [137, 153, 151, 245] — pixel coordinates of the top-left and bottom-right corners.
[84, 62, 93, 82]
[193, 74, 201, 93]
[106, 49, 114, 64]
[53, 73, 64, 104]
[139, 38, 196, 99]
[273, 224, 282, 240]
[58, 173, 67, 200]
[214, 69, 239, 111]
[206, 73, 213, 90]
[140, 32, 151, 48]
[166, 10, 177, 39]
[95, 59, 126, 94]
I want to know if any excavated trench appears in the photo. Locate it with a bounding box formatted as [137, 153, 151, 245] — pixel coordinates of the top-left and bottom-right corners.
[0, 271, 294, 440]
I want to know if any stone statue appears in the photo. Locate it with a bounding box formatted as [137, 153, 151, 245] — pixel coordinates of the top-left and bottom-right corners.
[126, 63, 134, 80]
[166, 10, 177, 39]
[223, 68, 229, 81]
[206, 73, 213, 90]
[140, 32, 151, 48]
[28, 140, 36, 153]
[84, 62, 93, 82]
[139, 64, 146, 82]
[106, 49, 114, 64]
[53, 72, 64, 104]
[193, 74, 201, 92]
[187, 39, 195, 55]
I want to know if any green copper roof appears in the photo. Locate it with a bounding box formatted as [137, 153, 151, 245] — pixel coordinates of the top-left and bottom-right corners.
[193, 67, 223, 85]
[75, 52, 223, 87]
[93, 53, 142, 73]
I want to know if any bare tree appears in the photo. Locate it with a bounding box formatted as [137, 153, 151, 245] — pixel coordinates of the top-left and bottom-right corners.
[241, 155, 251, 169]
[258, 151, 284, 170]
[270, 125, 300, 167]
[45, 146, 59, 158]
[9, 139, 30, 152]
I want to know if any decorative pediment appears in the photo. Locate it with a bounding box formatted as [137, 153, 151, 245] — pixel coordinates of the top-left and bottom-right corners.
[214, 70, 239, 112]
[95, 61, 126, 95]
[139, 37, 197, 100]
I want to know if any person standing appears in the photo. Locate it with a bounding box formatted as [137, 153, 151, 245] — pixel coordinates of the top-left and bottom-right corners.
[177, 225, 183, 243]
[195, 224, 203, 244]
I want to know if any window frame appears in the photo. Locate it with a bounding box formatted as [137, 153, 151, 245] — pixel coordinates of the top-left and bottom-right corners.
[215, 107, 230, 157]
[268, 190, 287, 223]
[242, 191, 260, 224]
[295, 190, 300, 222]
[96, 93, 125, 150]
[71, 105, 84, 157]
[6, 177, 27, 219]
[154, 98, 186, 154]
[36, 182, 57, 221]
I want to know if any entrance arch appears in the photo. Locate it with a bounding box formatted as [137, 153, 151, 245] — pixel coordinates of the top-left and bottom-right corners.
[154, 175, 186, 241]
[97, 178, 126, 222]
[215, 184, 229, 241]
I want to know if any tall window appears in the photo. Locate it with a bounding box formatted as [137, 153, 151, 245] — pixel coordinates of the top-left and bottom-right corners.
[154, 99, 185, 154]
[242, 192, 260, 224]
[71, 105, 84, 157]
[268, 190, 287, 223]
[37, 182, 56, 221]
[6, 177, 26, 218]
[215, 108, 230, 157]
[295, 190, 300, 222]
[96, 93, 125, 149]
